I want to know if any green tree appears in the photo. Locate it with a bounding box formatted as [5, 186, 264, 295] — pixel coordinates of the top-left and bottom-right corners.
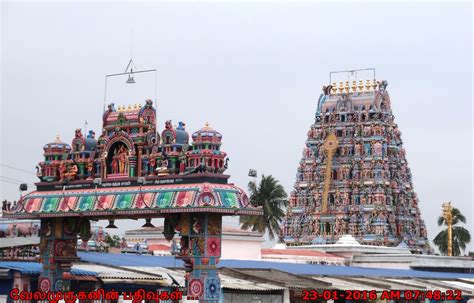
[105, 234, 121, 248]
[240, 175, 287, 240]
[433, 207, 471, 256]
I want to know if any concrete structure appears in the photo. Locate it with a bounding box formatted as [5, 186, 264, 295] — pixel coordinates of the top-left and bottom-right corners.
[352, 254, 474, 273]
[291, 235, 474, 273]
[125, 225, 264, 260]
[4, 253, 473, 302]
[261, 248, 345, 265]
[294, 234, 411, 259]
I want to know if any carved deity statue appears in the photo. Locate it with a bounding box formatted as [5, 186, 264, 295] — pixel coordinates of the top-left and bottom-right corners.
[111, 144, 129, 174]
[372, 141, 383, 157]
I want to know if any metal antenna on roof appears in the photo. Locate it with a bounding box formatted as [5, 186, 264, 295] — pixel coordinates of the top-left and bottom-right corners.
[103, 29, 158, 112]
[131, 28, 133, 62]
[329, 68, 376, 84]
[125, 28, 136, 84]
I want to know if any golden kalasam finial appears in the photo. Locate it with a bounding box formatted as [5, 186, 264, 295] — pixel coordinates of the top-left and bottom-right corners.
[331, 82, 337, 94]
[372, 79, 378, 90]
[344, 81, 350, 93]
[365, 79, 372, 91]
[128, 104, 132, 110]
[351, 80, 357, 93]
[205, 122, 210, 127]
[338, 81, 344, 93]
[358, 80, 364, 91]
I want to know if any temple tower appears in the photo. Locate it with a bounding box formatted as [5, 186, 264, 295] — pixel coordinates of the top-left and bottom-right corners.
[281, 72, 429, 252]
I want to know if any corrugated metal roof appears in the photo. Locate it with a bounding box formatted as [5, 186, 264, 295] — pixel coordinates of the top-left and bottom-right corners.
[63, 272, 98, 281]
[221, 259, 474, 279]
[310, 277, 474, 295]
[0, 261, 96, 276]
[0, 268, 9, 278]
[220, 274, 285, 291]
[79, 252, 183, 268]
[0, 237, 39, 248]
[225, 268, 331, 289]
[73, 264, 165, 284]
[121, 266, 285, 291]
[315, 277, 387, 291]
[77, 252, 474, 280]
[416, 279, 474, 294]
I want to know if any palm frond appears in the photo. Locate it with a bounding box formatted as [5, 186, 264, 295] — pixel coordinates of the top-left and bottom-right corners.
[241, 174, 288, 241]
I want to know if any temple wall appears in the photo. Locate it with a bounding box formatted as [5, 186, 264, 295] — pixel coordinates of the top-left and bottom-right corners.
[221, 239, 262, 260]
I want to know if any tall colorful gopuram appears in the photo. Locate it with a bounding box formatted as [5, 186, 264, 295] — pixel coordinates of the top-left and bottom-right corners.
[280, 76, 429, 252]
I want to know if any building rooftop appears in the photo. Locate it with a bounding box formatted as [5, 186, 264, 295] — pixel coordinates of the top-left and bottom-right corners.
[261, 248, 343, 259]
[77, 252, 474, 279]
[126, 225, 263, 237]
[0, 261, 95, 276]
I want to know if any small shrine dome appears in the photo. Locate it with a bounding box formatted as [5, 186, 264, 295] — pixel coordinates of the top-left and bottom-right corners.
[192, 122, 223, 143]
[43, 135, 71, 153]
[175, 122, 189, 145]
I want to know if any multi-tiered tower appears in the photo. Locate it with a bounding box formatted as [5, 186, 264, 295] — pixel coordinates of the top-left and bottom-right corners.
[281, 74, 428, 252]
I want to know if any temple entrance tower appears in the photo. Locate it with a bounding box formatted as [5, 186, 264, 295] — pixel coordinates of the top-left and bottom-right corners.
[281, 70, 428, 252]
[4, 99, 261, 302]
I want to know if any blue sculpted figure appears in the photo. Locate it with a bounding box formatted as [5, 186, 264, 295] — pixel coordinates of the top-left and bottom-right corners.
[87, 130, 95, 139]
[364, 143, 371, 155]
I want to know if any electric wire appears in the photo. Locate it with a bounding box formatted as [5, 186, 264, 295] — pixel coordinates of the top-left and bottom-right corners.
[0, 164, 36, 176]
[0, 176, 35, 187]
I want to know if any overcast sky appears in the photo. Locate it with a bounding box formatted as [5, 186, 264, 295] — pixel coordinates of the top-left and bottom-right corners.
[1, 1, 472, 252]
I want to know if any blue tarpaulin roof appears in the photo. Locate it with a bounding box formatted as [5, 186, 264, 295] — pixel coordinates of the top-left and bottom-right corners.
[0, 261, 96, 276]
[78, 252, 474, 279]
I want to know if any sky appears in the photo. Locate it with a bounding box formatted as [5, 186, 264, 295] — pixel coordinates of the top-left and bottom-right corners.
[1, 1, 472, 252]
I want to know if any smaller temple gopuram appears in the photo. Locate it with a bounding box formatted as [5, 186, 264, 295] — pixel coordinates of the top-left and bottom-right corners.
[35, 100, 229, 182]
[280, 76, 429, 253]
[4, 98, 260, 302]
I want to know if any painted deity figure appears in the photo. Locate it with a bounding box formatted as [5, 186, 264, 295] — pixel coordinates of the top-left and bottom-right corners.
[156, 152, 170, 176]
[64, 163, 78, 181]
[118, 145, 128, 173]
[179, 151, 187, 174]
[342, 192, 350, 205]
[318, 146, 325, 159]
[354, 143, 362, 156]
[372, 141, 383, 157]
[86, 160, 94, 179]
[87, 130, 95, 139]
[111, 158, 119, 174]
[75, 128, 83, 139]
[307, 128, 315, 139]
[334, 191, 341, 206]
[59, 161, 67, 181]
[363, 126, 371, 136]
[364, 142, 371, 156]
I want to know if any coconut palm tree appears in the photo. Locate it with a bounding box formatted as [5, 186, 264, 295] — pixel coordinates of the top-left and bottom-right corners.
[240, 175, 287, 240]
[433, 207, 471, 256]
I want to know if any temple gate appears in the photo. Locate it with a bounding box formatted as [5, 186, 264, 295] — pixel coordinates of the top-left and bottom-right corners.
[4, 100, 261, 302]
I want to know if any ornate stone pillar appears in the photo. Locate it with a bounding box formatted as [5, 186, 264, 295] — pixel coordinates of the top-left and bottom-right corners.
[38, 218, 86, 292]
[137, 146, 143, 176]
[177, 213, 222, 302]
[129, 156, 137, 177]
